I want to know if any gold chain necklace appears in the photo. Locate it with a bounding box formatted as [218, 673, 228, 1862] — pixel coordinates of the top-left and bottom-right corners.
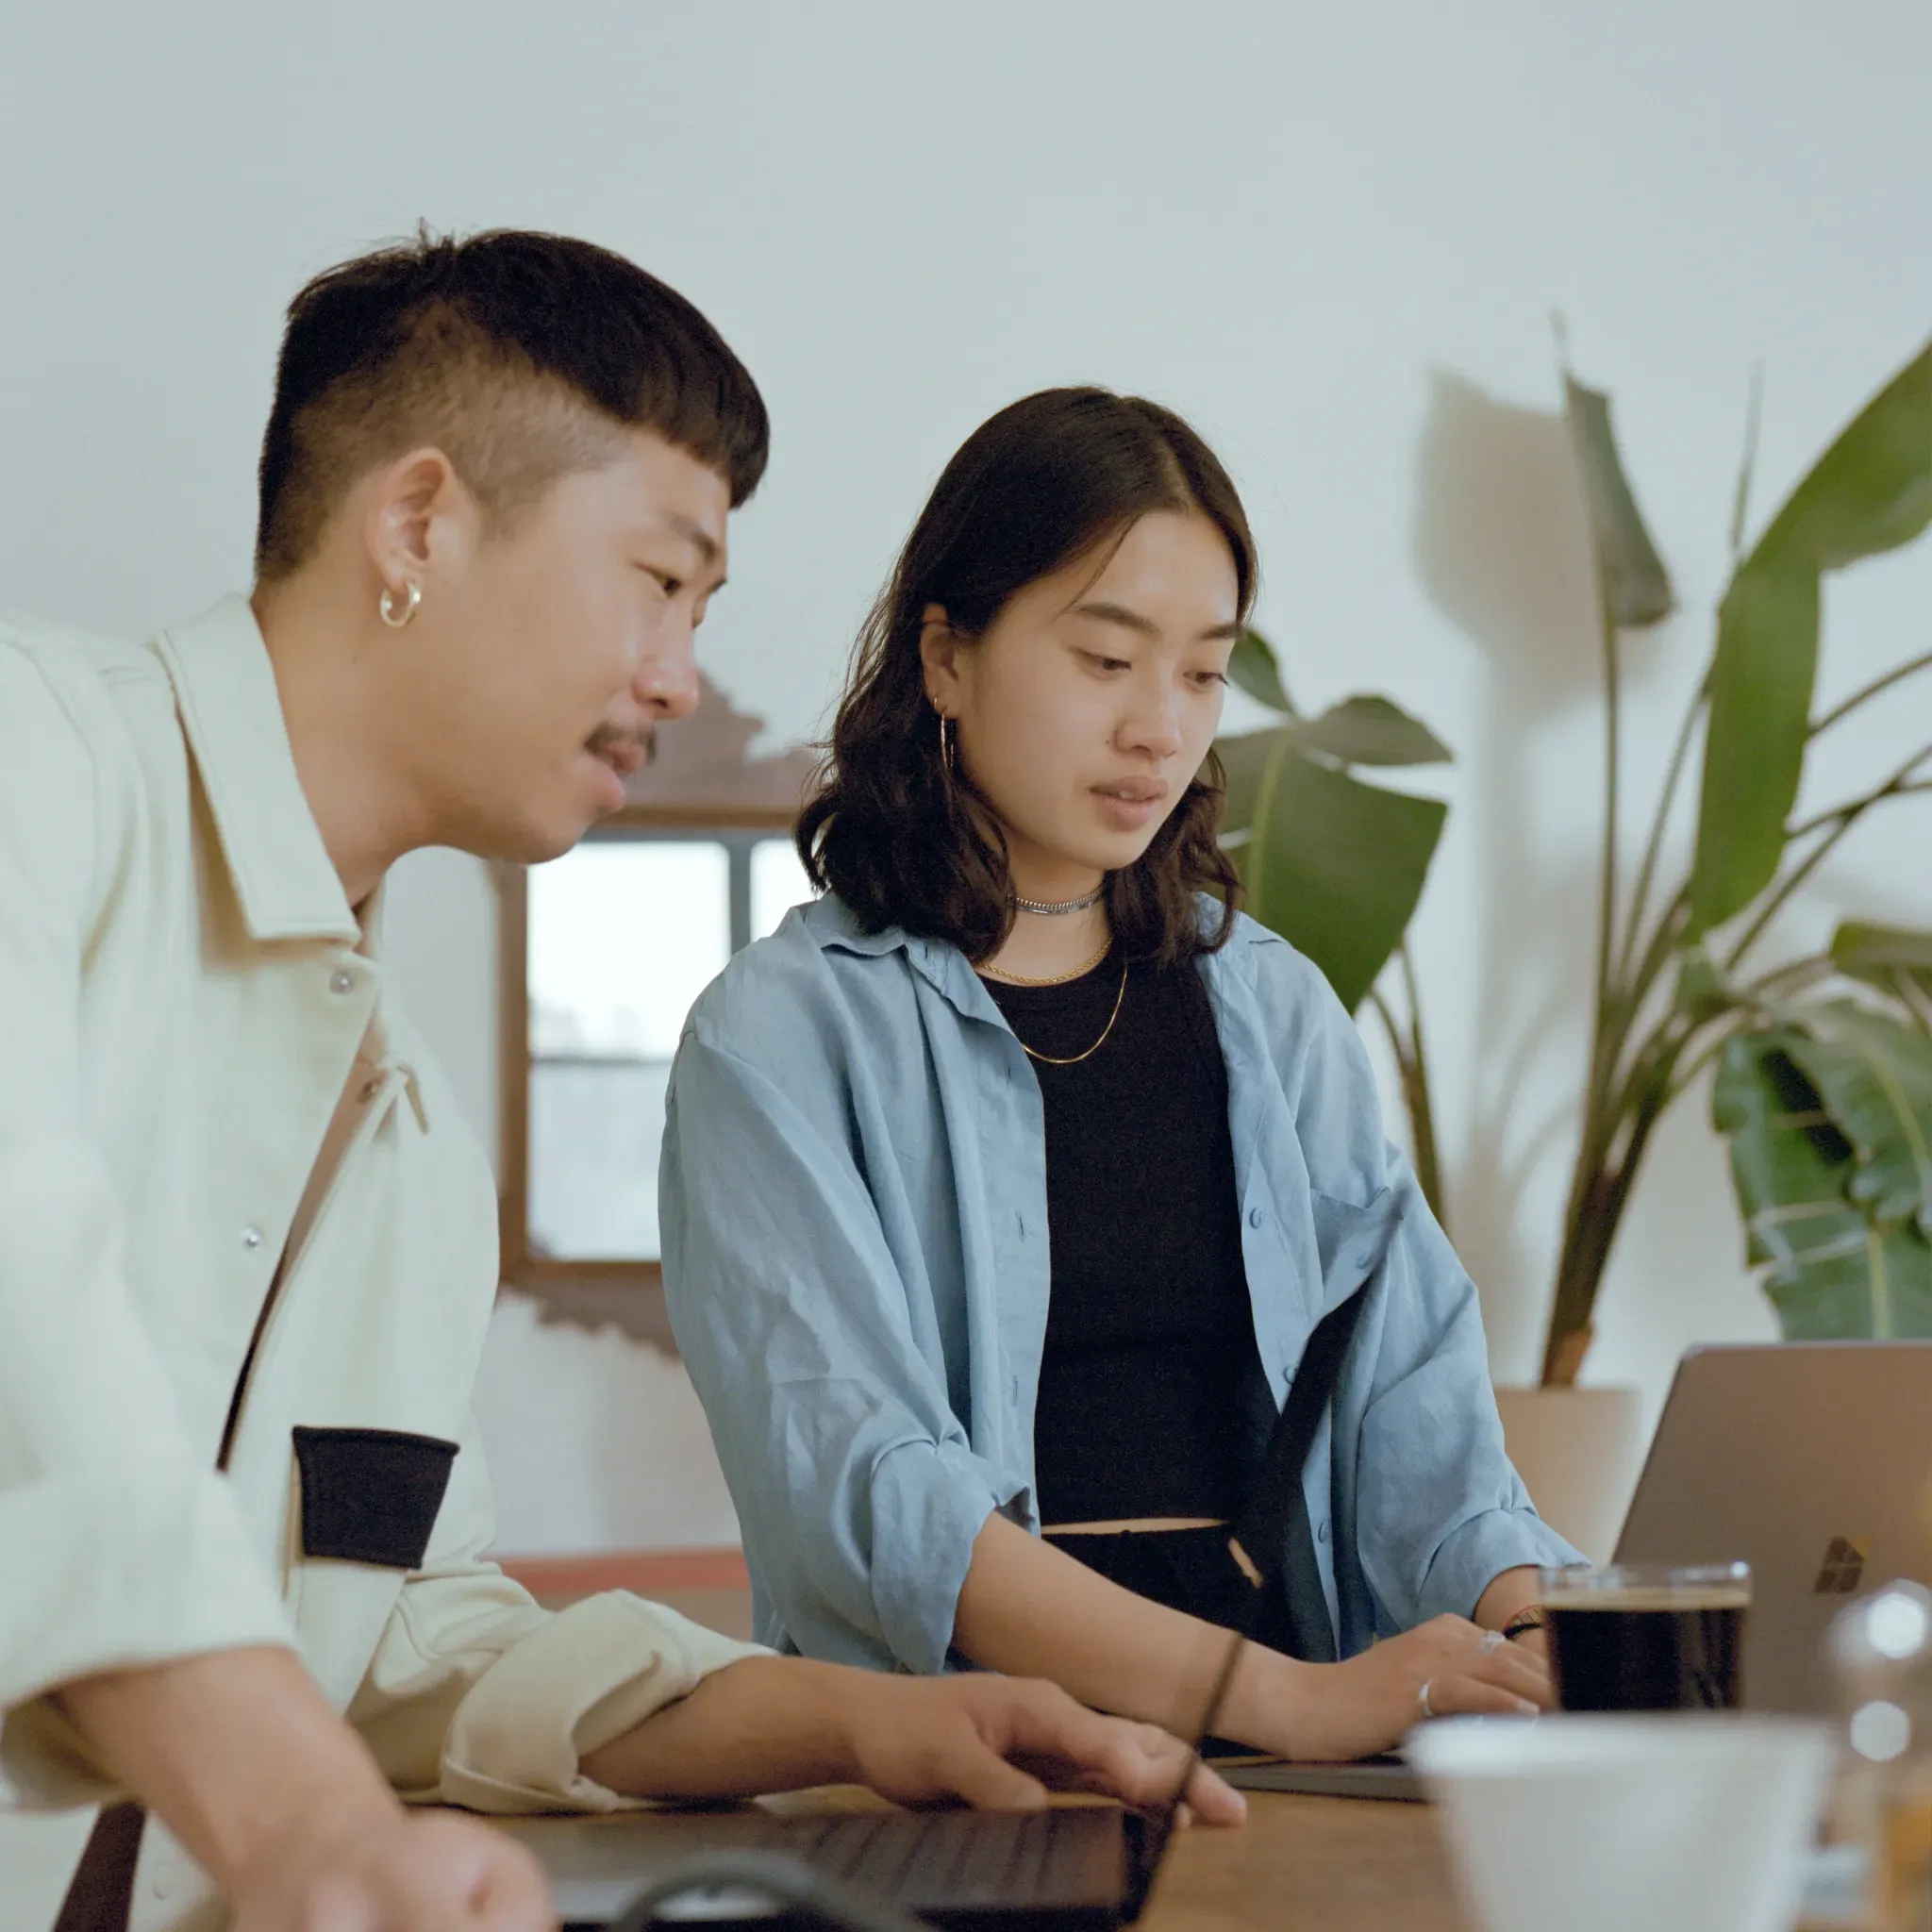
[979, 940, 1112, 989]
[982, 958, 1131, 1066]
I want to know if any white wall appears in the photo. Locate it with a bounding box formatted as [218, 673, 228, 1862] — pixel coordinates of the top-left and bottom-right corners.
[7, 0, 1931, 1552]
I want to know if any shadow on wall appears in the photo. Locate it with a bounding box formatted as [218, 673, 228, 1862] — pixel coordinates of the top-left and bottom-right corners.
[1407, 371, 1714, 1376]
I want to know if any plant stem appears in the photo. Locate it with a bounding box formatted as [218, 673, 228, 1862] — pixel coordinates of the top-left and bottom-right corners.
[1593, 594, 1622, 1046]
[1739, 954, 1834, 1001]
[1397, 944, 1445, 1231]
[1597, 888, 1690, 1121]
[1368, 959, 1447, 1233]
[1809, 650, 1932, 739]
[1542, 888, 1693, 1384]
[1616, 673, 1708, 990]
[1543, 1007, 1731, 1383]
[1787, 776, 1932, 843]
[1724, 744, 1932, 973]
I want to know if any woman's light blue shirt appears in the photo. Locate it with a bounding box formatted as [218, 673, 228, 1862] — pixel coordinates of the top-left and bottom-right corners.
[660, 894, 1580, 1673]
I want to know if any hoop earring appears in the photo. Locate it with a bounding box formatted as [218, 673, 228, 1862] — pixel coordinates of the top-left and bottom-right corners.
[379, 580, 422, 628]
[938, 713, 956, 777]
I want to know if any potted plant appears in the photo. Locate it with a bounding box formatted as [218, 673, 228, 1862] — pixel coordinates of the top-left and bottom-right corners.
[1222, 334, 1932, 1553]
[1531, 334, 1932, 1380]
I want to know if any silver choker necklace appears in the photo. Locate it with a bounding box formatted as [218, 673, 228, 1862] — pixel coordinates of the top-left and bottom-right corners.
[1012, 887, 1104, 916]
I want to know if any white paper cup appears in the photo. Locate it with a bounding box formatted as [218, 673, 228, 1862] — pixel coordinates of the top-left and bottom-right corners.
[1405, 1713, 1835, 1932]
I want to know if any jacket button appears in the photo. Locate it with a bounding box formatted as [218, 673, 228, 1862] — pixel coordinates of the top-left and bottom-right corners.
[329, 969, 355, 994]
[241, 1225, 264, 1251]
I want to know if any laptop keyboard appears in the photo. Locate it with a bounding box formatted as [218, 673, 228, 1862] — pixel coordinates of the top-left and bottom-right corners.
[759, 1812, 1062, 1905]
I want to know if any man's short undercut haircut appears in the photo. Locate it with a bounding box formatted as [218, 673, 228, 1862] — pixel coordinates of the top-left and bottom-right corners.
[255, 226, 769, 581]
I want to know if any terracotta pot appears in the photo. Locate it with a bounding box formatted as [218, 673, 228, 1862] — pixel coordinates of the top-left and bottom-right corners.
[1491, 1385, 1648, 1566]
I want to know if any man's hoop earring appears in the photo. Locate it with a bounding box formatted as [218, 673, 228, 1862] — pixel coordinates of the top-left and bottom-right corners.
[379, 580, 422, 628]
[938, 713, 956, 776]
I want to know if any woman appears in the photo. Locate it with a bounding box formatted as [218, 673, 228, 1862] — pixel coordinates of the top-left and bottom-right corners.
[660, 388, 1581, 1759]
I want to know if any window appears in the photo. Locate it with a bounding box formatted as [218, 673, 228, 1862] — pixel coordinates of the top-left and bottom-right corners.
[498, 679, 817, 1345]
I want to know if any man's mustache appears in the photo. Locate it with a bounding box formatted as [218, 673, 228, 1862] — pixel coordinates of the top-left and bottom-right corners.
[585, 724, 658, 767]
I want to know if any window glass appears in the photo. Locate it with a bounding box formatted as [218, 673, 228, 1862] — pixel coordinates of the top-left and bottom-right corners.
[751, 836, 815, 941]
[526, 841, 729, 1260]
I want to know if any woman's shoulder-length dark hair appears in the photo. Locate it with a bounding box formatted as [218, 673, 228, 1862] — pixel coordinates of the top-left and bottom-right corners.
[796, 386, 1255, 969]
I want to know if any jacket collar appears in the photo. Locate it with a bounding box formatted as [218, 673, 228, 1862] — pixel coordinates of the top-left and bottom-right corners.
[803, 890, 1275, 1018]
[805, 893, 994, 1018]
[151, 594, 360, 945]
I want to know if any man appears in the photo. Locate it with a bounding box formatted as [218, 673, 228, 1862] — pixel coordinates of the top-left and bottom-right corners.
[0, 230, 1240, 1932]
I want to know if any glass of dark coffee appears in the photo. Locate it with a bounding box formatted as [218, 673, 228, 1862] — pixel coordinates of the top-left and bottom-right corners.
[1541, 1562, 1753, 1712]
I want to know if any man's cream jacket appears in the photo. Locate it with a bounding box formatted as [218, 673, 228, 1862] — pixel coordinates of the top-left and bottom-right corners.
[0, 598, 760, 1931]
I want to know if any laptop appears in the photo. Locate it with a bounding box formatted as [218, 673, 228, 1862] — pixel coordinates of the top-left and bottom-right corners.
[502, 1635, 1243, 1931]
[1613, 1340, 1932, 1713]
[1222, 1339, 1932, 1795]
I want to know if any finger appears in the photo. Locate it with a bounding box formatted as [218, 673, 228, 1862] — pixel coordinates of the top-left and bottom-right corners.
[930, 1723, 1052, 1811]
[1183, 1760, 1247, 1827]
[973, 1686, 1140, 1787]
[1428, 1675, 1540, 1719]
[1471, 1644, 1553, 1704]
[473, 1838, 557, 1932]
[361, 1835, 481, 1932]
[276, 1871, 379, 1932]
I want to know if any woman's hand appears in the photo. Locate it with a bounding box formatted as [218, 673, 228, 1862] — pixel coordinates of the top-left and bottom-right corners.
[1258, 1615, 1552, 1763]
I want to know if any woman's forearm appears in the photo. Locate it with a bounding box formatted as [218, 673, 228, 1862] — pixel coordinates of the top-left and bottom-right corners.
[953, 1515, 1553, 1761]
[950, 1512, 1298, 1745]
[1474, 1565, 1541, 1632]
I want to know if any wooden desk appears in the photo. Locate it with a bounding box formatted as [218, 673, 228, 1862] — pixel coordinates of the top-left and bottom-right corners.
[1143, 1792, 1467, 1932]
[508, 1790, 1469, 1932]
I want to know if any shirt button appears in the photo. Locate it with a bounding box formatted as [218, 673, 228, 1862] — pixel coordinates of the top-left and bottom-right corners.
[329, 969, 356, 994]
[1247, 1207, 1266, 1229]
[1318, 1518, 1332, 1545]
[1014, 1211, 1026, 1240]
[241, 1225, 264, 1250]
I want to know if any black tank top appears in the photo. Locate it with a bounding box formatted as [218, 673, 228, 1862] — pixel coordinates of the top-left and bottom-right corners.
[983, 950, 1273, 1524]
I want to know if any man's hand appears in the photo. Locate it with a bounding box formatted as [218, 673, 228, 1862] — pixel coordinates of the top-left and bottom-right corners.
[56, 1647, 557, 1932]
[840, 1672, 1245, 1824]
[583, 1656, 1244, 1825]
[229, 1811, 552, 1932]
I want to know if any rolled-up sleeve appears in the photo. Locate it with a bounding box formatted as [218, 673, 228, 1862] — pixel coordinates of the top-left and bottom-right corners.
[660, 1031, 1017, 1674]
[1352, 1181, 1583, 1626]
[347, 1416, 766, 1812]
[0, 648, 294, 1811]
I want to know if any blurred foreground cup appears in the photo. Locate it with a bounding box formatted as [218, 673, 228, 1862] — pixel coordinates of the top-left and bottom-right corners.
[1407, 1714, 1834, 1932]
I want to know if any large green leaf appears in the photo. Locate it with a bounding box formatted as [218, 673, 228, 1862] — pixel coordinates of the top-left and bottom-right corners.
[1775, 1002, 1932, 1233]
[1714, 1029, 1932, 1339]
[1756, 339, 1932, 568]
[1688, 563, 1820, 939]
[1231, 742, 1447, 1012]
[1226, 627, 1295, 716]
[1831, 921, 1932, 1011]
[1215, 727, 1279, 836]
[1688, 337, 1932, 939]
[1285, 695, 1452, 768]
[1563, 376, 1675, 627]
